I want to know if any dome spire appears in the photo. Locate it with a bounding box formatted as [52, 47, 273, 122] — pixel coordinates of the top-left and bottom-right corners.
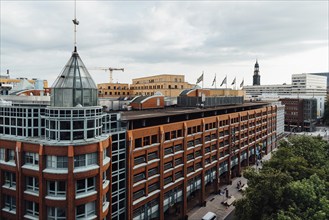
[50, 0, 98, 107]
[72, 0, 79, 52]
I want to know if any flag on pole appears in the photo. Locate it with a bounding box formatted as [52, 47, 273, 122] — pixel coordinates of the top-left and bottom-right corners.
[212, 75, 216, 86]
[240, 79, 244, 88]
[231, 77, 236, 85]
[196, 73, 204, 84]
[220, 76, 227, 86]
[72, 18, 79, 25]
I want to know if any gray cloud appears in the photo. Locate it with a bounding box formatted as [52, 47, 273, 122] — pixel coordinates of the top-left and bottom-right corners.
[1, 1, 328, 86]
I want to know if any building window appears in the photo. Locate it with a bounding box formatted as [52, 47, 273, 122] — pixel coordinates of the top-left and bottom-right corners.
[47, 181, 66, 197]
[148, 182, 159, 193]
[103, 194, 108, 206]
[164, 176, 173, 185]
[187, 166, 194, 174]
[103, 149, 107, 160]
[133, 189, 145, 200]
[4, 171, 16, 188]
[148, 167, 159, 177]
[26, 201, 39, 218]
[74, 153, 97, 168]
[0, 148, 5, 161]
[47, 207, 66, 220]
[164, 161, 173, 170]
[133, 172, 145, 183]
[4, 195, 16, 212]
[25, 152, 39, 166]
[134, 155, 145, 165]
[76, 201, 96, 219]
[174, 144, 183, 152]
[76, 177, 95, 195]
[187, 153, 194, 161]
[102, 171, 107, 184]
[147, 152, 158, 161]
[175, 158, 183, 166]
[175, 171, 184, 179]
[47, 156, 68, 169]
[26, 176, 39, 193]
[8, 149, 15, 162]
[133, 199, 159, 220]
[164, 147, 173, 155]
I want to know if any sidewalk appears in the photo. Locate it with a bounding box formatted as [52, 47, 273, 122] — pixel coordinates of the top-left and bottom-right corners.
[188, 150, 274, 220]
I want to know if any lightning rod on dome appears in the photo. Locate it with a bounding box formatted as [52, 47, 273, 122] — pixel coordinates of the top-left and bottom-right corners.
[72, 0, 79, 52]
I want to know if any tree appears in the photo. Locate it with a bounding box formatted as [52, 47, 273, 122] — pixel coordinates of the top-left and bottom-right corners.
[279, 174, 329, 220]
[323, 101, 329, 125]
[234, 168, 292, 220]
[234, 136, 329, 220]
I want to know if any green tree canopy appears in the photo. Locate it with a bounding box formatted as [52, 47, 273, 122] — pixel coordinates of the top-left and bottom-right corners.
[234, 135, 329, 220]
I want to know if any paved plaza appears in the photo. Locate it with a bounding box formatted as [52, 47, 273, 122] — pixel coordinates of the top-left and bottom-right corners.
[188, 151, 274, 220]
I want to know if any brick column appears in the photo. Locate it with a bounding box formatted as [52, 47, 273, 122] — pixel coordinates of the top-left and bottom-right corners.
[38, 144, 46, 219]
[227, 115, 232, 185]
[159, 127, 164, 220]
[16, 141, 22, 220]
[0, 155, 2, 218]
[126, 132, 133, 220]
[108, 137, 112, 220]
[67, 145, 75, 220]
[98, 141, 104, 219]
[200, 119, 205, 205]
[182, 122, 188, 219]
[215, 117, 220, 193]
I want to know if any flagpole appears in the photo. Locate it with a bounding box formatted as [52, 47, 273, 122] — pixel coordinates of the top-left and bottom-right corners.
[234, 77, 236, 90]
[215, 73, 217, 89]
[202, 71, 204, 89]
[226, 75, 227, 89]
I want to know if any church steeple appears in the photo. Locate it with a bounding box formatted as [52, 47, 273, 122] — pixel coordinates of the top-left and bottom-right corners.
[253, 60, 261, 86]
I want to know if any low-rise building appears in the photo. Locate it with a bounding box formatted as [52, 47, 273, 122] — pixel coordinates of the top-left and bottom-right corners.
[280, 98, 317, 132]
[130, 74, 194, 97]
[97, 82, 130, 97]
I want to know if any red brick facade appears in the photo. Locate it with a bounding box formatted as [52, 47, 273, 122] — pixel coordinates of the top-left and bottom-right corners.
[0, 137, 111, 220]
[127, 106, 277, 219]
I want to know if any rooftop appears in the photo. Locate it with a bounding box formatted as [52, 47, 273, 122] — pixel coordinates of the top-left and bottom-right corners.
[121, 101, 270, 121]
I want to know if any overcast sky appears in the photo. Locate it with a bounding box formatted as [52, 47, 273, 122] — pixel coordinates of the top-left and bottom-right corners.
[1, 1, 328, 87]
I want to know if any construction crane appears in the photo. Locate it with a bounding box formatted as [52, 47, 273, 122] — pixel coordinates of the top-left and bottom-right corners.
[90, 67, 124, 83]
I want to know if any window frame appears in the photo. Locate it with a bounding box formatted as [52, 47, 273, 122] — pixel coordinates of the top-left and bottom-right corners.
[26, 176, 39, 193]
[47, 181, 66, 197]
[76, 177, 96, 195]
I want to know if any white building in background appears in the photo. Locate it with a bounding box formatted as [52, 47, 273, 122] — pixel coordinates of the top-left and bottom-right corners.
[275, 101, 285, 138]
[244, 73, 327, 119]
[244, 84, 292, 97]
[291, 73, 327, 96]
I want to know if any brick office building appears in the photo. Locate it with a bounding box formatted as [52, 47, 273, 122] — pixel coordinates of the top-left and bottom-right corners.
[0, 48, 277, 220]
[0, 48, 127, 220]
[123, 95, 277, 220]
[279, 98, 317, 132]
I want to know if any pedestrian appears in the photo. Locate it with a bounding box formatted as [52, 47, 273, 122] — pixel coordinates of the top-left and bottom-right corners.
[226, 189, 229, 198]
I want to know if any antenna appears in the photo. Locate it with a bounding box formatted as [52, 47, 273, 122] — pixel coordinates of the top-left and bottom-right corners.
[72, 0, 79, 52]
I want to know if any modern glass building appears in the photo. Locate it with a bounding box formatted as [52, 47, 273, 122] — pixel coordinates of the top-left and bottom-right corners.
[0, 48, 126, 220]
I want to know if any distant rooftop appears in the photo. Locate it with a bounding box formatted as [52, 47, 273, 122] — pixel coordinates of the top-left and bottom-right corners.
[121, 101, 269, 121]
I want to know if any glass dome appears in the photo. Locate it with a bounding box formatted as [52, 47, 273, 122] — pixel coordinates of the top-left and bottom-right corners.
[51, 49, 98, 107]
